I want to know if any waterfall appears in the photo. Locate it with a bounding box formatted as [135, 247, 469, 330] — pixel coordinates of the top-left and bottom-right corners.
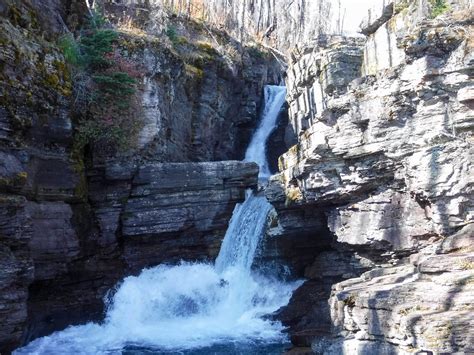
[216, 85, 286, 272]
[245, 85, 286, 180]
[215, 193, 272, 273]
[15, 86, 297, 354]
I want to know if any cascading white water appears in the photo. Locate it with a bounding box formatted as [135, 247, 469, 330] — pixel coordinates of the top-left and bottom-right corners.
[15, 85, 296, 355]
[215, 190, 275, 274]
[245, 85, 286, 180]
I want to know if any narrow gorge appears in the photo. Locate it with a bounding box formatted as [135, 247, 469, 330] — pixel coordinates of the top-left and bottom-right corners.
[0, 0, 473, 354]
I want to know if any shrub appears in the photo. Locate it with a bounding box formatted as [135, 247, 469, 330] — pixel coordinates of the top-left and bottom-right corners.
[59, 10, 142, 154]
[196, 41, 218, 55]
[93, 72, 136, 104]
[429, 0, 450, 18]
[80, 29, 118, 69]
[58, 34, 80, 65]
[394, 0, 410, 13]
[165, 25, 190, 47]
[166, 25, 178, 42]
[247, 45, 266, 59]
[285, 186, 302, 207]
[75, 118, 138, 154]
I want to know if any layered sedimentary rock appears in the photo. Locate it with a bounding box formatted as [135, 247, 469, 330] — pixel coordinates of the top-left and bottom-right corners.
[90, 160, 258, 272]
[115, 27, 282, 161]
[268, 1, 473, 353]
[326, 225, 473, 354]
[0, 1, 86, 350]
[361, 0, 472, 75]
[0, 195, 33, 353]
[98, 0, 284, 162]
[2, 0, 472, 353]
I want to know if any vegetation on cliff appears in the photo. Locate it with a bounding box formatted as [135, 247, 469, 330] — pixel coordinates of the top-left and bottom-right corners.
[59, 11, 142, 155]
[429, 0, 451, 18]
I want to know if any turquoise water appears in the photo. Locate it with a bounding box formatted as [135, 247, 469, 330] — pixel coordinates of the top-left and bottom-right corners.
[122, 342, 290, 354]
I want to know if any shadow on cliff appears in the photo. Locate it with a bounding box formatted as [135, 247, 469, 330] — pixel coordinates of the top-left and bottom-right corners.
[359, 271, 417, 351]
[406, 274, 471, 353]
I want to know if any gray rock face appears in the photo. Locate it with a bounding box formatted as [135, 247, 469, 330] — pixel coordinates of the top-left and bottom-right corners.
[361, 0, 473, 76]
[328, 226, 474, 354]
[90, 160, 258, 272]
[0, 195, 33, 354]
[124, 39, 279, 162]
[273, 14, 473, 259]
[285, 36, 365, 136]
[268, 2, 474, 353]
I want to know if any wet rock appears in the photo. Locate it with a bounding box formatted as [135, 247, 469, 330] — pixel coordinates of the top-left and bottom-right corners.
[273, 251, 372, 346]
[267, 104, 296, 174]
[284, 347, 314, 355]
[0, 195, 33, 353]
[276, 280, 334, 341]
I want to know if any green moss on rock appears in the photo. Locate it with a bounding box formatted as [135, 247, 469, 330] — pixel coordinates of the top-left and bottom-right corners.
[0, 172, 28, 189]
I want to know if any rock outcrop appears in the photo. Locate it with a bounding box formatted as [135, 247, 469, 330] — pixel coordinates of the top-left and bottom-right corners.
[327, 225, 473, 354]
[97, 0, 285, 162]
[267, 1, 473, 353]
[0, 195, 33, 353]
[24, 160, 257, 348]
[90, 160, 258, 272]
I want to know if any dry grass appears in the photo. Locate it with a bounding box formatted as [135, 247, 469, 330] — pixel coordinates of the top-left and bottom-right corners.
[117, 17, 147, 37]
[285, 186, 303, 206]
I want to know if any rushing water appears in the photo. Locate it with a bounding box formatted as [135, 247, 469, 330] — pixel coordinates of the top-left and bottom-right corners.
[245, 85, 286, 180]
[15, 85, 296, 355]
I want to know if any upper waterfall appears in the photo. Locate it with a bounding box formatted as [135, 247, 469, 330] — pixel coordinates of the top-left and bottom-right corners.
[245, 85, 286, 180]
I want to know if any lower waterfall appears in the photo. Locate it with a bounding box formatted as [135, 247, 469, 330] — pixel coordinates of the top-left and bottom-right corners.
[15, 85, 298, 354]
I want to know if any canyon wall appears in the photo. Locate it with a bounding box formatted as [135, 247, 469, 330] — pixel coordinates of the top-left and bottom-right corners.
[267, 0, 473, 353]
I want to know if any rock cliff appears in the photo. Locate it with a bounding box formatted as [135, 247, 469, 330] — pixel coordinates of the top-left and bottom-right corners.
[266, 1, 473, 353]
